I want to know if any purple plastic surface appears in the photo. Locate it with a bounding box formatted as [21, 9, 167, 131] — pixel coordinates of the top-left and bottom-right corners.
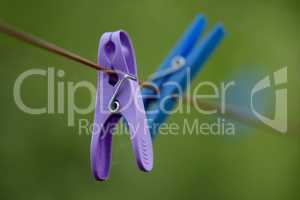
[90, 31, 153, 181]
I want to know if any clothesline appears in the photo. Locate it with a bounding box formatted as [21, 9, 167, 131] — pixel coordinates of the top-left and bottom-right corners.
[0, 20, 156, 91]
[0, 19, 272, 133]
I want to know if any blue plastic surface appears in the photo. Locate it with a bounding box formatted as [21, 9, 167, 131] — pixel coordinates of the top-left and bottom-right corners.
[142, 14, 226, 137]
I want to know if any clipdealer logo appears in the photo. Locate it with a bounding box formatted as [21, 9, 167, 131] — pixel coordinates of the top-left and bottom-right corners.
[251, 67, 288, 133]
[12, 66, 288, 135]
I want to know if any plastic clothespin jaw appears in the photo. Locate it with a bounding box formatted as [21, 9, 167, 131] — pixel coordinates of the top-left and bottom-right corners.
[91, 31, 153, 181]
[143, 14, 226, 137]
[142, 15, 207, 109]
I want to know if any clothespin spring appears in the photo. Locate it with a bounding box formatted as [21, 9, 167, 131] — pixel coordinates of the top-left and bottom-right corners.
[108, 74, 137, 113]
[148, 56, 186, 81]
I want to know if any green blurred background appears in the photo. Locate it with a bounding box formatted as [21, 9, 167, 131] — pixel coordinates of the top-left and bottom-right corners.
[0, 0, 299, 199]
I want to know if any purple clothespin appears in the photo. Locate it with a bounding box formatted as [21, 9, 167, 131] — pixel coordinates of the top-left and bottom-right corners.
[90, 31, 153, 181]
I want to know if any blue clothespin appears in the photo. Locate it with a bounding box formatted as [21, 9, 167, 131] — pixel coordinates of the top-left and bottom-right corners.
[142, 14, 226, 137]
